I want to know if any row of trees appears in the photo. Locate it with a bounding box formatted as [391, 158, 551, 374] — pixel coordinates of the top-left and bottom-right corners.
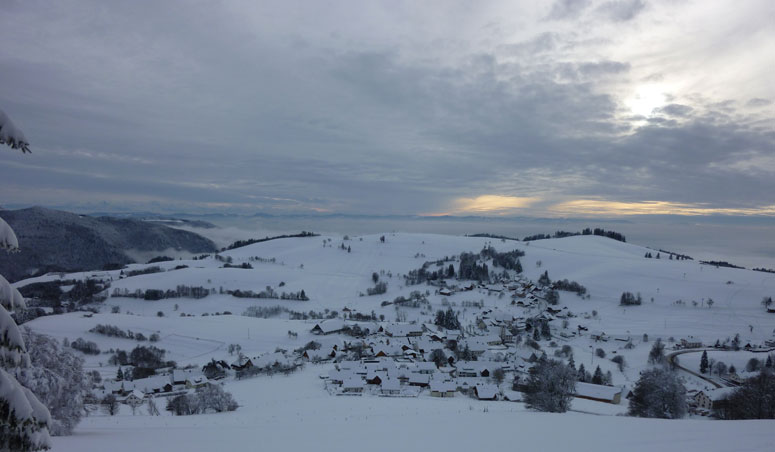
[112, 285, 210, 300]
[552, 279, 587, 296]
[221, 231, 316, 251]
[620, 291, 643, 306]
[523, 228, 625, 243]
[89, 324, 159, 342]
[166, 384, 238, 415]
[714, 371, 775, 419]
[434, 308, 461, 330]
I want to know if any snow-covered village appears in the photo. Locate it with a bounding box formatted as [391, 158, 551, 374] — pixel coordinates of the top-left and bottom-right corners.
[2, 1, 775, 451]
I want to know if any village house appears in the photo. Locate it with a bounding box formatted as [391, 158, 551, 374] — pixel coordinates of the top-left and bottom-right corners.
[341, 377, 365, 395]
[185, 375, 209, 389]
[303, 348, 336, 362]
[172, 369, 204, 386]
[134, 375, 174, 395]
[574, 382, 622, 404]
[366, 371, 386, 385]
[408, 373, 430, 387]
[474, 384, 499, 401]
[328, 369, 346, 385]
[689, 390, 713, 411]
[380, 378, 402, 396]
[231, 355, 254, 371]
[455, 361, 501, 379]
[414, 362, 437, 374]
[430, 380, 456, 397]
[123, 389, 145, 406]
[680, 338, 703, 349]
[311, 319, 346, 335]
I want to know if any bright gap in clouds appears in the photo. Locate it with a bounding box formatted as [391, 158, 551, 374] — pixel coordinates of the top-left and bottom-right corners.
[626, 84, 667, 117]
[425, 195, 540, 216]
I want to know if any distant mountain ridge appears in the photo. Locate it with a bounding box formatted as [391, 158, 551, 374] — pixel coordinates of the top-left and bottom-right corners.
[0, 207, 217, 282]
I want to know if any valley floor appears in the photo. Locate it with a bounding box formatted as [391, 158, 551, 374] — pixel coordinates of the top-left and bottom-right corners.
[54, 367, 774, 452]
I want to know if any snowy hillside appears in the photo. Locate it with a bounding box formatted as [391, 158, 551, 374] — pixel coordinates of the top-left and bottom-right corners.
[16, 232, 775, 451]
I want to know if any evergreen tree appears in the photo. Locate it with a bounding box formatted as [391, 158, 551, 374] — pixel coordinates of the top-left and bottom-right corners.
[577, 363, 587, 382]
[700, 350, 709, 374]
[732, 334, 741, 351]
[592, 365, 604, 384]
[541, 321, 551, 340]
[538, 271, 551, 287]
[0, 110, 52, 451]
[117, 367, 124, 381]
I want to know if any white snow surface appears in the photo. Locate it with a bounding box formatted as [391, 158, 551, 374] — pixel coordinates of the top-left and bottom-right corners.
[0, 108, 30, 152]
[16, 233, 775, 451]
[0, 216, 19, 251]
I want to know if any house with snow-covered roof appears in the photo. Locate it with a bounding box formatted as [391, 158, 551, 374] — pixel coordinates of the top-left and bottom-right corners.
[185, 375, 209, 389]
[408, 373, 430, 387]
[231, 355, 253, 370]
[574, 382, 622, 404]
[690, 390, 713, 411]
[474, 384, 499, 400]
[172, 369, 204, 386]
[311, 319, 346, 335]
[341, 377, 365, 394]
[303, 348, 335, 362]
[123, 389, 145, 406]
[134, 375, 173, 394]
[380, 378, 402, 396]
[430, 380, 456, 397]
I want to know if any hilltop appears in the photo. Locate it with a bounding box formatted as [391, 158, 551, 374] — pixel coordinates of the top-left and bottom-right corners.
[0, 207, 217, 281]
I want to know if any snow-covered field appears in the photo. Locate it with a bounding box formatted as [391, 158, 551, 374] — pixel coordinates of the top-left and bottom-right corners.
[16, 233, 775, 451]
[53, 367, 775, 452]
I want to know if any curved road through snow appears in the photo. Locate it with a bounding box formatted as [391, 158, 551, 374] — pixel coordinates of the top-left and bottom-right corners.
[667, 349, 723, 389]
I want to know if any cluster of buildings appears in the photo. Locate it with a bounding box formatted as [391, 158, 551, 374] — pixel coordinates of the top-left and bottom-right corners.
[97, 368, 210, 402]
[307, 317, 623, 405]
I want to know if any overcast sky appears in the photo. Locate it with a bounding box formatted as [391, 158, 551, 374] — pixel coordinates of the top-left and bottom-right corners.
[1, 0, 773, 217]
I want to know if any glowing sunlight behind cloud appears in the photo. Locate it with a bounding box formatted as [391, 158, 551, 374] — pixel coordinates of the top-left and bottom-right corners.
[429, 195, 540, 216]
[549, 199, 775, 217]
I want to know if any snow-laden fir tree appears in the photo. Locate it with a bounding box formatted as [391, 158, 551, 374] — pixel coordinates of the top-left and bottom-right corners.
[700, 350, 709, 374]
[0, 108, 52, 451]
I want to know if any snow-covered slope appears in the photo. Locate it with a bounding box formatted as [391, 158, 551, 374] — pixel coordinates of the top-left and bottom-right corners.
[17, 232, 775, 451]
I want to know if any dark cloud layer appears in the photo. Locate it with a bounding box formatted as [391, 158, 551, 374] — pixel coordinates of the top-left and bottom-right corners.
[0, 0, 773, 216]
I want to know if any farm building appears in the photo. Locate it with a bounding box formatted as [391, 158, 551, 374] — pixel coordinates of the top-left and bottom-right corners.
[574, 382, 622, 404]
[311, 319, 346, 335]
